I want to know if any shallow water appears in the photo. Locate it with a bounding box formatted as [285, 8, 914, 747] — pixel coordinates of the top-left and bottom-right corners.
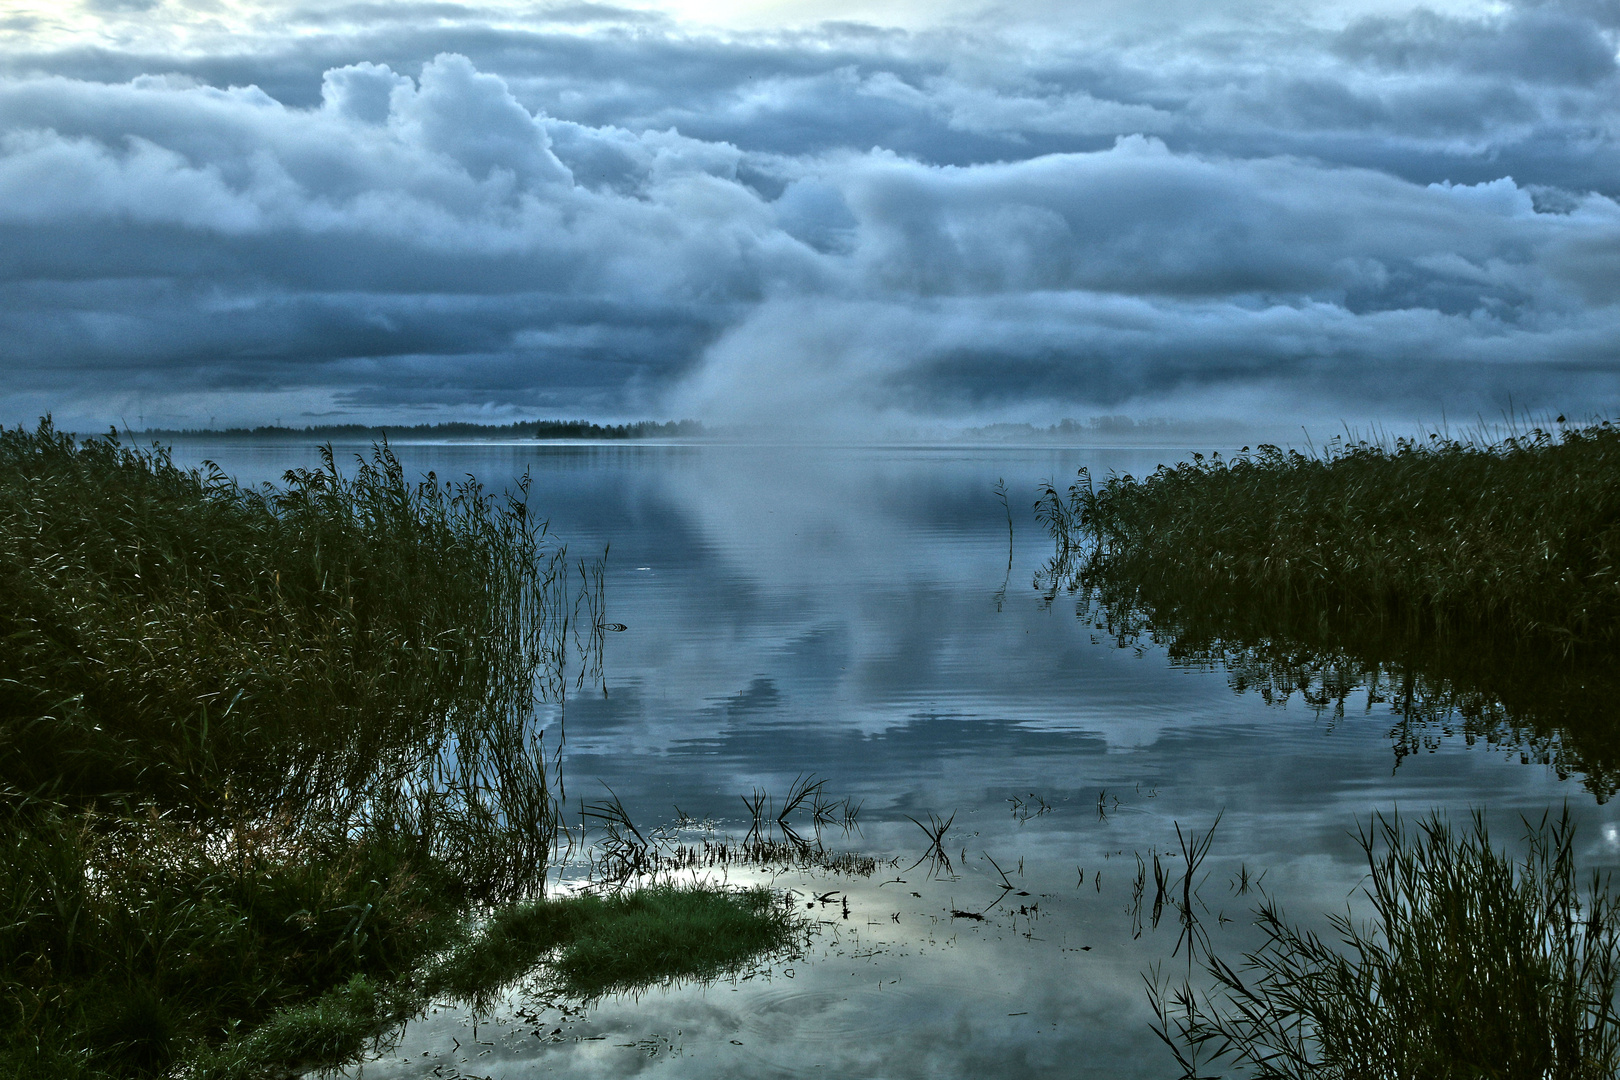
[170, 438, 1620, 1079]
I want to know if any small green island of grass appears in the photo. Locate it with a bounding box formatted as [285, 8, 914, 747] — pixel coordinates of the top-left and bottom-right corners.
[0, 419, 793, 1080]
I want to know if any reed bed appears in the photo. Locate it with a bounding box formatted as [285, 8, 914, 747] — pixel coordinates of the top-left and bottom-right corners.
[0, 419, 569, 1077]
[1041, 419, 1620, 797]
[1043, 419, 1620, 648]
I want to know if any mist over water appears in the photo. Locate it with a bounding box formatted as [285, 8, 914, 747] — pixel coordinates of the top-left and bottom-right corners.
[174, 438, 1617, 1077]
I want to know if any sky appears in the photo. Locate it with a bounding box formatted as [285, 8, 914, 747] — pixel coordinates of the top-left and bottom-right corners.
[2, 0, 1619, 435]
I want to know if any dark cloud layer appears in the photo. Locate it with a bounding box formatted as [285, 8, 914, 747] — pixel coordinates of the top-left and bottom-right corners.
[2, 0, 1619, 430]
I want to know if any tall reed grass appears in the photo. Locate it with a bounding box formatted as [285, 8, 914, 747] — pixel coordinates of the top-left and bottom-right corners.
[1041, 420, 1620, 797]
[0, 419, 570, 1076]
[1153, 809, 1620, 1079]
[1044, 420, 1620, 648]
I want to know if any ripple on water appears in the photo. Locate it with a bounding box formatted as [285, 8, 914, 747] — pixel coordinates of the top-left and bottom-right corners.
[736, 976, 1007, 1046]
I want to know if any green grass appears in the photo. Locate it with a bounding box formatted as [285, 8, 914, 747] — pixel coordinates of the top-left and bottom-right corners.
[191, 975, 390, 1080]
[425, 885, 799, 1004]
[0, 418, 563, 853]
[183, 885, 797, 1080]
[1038, 420, 1620, 1071]
[1044, 419, 1620, 648]
[1153, 810, 1620, 1079]
[0, 800, 451, 1078]
[0, 420, 810, 1078]
[0, 419, 801, 1078]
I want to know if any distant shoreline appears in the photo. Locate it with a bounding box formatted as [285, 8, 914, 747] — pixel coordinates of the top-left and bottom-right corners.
[117, 415, 1270, 448]
[128, 419, 706, 441]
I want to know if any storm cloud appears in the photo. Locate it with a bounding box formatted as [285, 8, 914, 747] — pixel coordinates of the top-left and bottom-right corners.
[2, 0, 1619, 431]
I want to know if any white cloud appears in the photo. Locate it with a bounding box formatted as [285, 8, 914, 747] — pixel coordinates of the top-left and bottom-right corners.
[390, 53, 573, 184]
[321, 61, 411, 125]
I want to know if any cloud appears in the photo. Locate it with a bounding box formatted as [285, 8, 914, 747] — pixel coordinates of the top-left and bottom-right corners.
[0, 60, 779, 418]
[389, 53, 573, 183]
[321, 61, 411, 125]
[1336, 6, 1617, 86]
[0, 4, 1619, 430]
[670, 291, 1620, 433]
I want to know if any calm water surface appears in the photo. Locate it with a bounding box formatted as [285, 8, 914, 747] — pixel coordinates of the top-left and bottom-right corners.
[172, 439, 1620, 1079]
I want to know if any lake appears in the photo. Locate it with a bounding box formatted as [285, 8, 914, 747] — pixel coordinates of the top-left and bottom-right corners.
[167, 437, 1619, 1079]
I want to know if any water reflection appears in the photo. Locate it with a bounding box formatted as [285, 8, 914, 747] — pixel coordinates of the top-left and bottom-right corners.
[161, 440, 1620, 1079]
[1040, 514, 1620, 802]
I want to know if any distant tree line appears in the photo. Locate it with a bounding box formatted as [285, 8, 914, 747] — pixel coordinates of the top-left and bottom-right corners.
[531, 419, 704, 439]
[134, 419, 706, 440]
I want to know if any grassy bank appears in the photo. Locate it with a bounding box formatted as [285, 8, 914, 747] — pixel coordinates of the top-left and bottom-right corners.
[1044, 420, 1620, 648]
[425, 885, 796, 1004]
[194, 884, 798, 1079]
[0, 420, 789, 1078]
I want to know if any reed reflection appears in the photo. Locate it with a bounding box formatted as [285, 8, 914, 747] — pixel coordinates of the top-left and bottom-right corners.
[1038, 428, 1620, 801]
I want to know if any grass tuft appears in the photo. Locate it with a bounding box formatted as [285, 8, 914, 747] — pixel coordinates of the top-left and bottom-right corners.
[425, 885, 798, 1004]
[1154, 809, 1620, 1079]
[548, 886, 796, 998]
[193, 975, 386, 1080]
